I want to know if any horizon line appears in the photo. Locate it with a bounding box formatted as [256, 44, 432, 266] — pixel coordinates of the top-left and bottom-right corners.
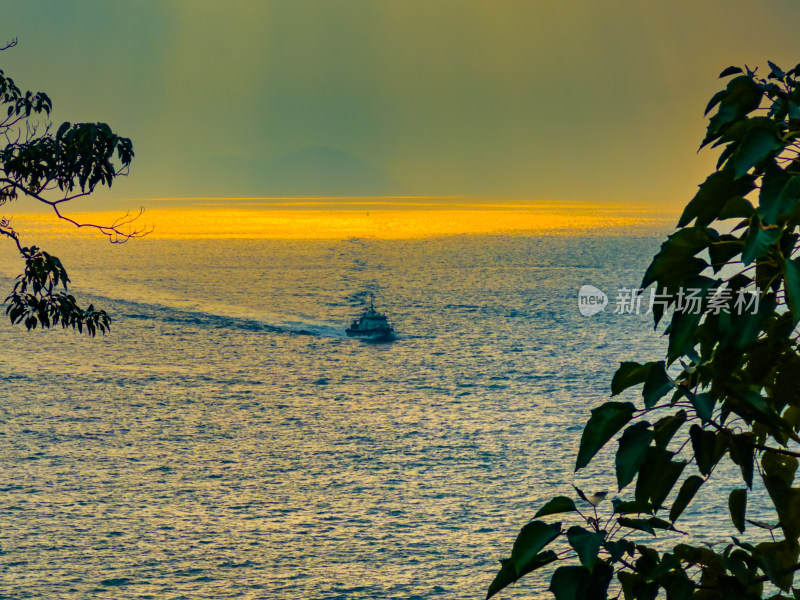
[142, 195, 470, 201]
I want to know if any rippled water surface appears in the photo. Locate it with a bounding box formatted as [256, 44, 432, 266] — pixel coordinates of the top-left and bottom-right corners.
[0, 231, 746, 598]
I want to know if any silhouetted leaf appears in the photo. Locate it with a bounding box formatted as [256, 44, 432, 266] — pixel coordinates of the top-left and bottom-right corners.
[729, 488, 747, 533]
[730, 119, 785, 177]
[572, 485, 607, 507]
[764, 475, 800, 541]
[642, 362, 674, 409]
[616, 422, 653, 490]
[746, 519, 779, 531]
[681, 389, 715, 423]
[617, 517, 656, 536]
[702, 76, 763, 147]
[709, 235, 745, 273]
[784, 406, 800, 433]
[567, 526, 604, 572]
[669, 475, 704, 523]
[642, 228, 715, 292]
[653, 410, 687, 450]
[705, 89, 728, 116]
[754, 539, 799, 591]
[576, 402, 636, 471]
[646, 517, 675, 530]
[611, 362, 650, 396]
[762, 450, 798, 486]
[729, 433, 755, 489]
[486, 551, 557, 599]
[667, 307, 704, 364]
[718, 196, 755, 220]
[612, 498, 653, 515]
[610, 362, 673, 408]
[659, 567, 695, 599]
[549, 563, 613, 600]
[689, 425, 719, 476]
[719, 66, 744, 78]
[486, 560, 525, 599]
[510, 521, 561, 569]
[635, 447, 687, 510]
[783, 257, 800, 324]
[678, 170, 756, 228]
[742, 218, 782, 265]
[767, 60, 786, 79]
[759, 161, 800, 224]
[604, 539, 634, 562]
[674, 543, 722, 570]
[486, 521, 562, 598]
[723, 292, 775, 349]
[619, 571, 661, 600]
[534, 496, 577, 519]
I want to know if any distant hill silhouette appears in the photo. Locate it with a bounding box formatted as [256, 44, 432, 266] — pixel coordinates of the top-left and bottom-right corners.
[195, 146, 402, 197]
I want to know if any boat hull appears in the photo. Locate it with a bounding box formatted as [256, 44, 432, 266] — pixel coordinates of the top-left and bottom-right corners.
[345, 327, 395, 342]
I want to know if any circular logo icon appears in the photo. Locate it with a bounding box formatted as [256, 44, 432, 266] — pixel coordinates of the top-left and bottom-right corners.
[578, 285, 608, 316]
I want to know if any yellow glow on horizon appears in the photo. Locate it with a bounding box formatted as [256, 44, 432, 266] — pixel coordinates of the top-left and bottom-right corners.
[9, 202, 679, 241]
[144, 195, 470, 201]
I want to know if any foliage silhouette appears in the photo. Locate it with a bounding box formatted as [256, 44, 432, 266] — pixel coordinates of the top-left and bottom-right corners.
[0, 38, 147, 335]
[488, 61, 800, 599]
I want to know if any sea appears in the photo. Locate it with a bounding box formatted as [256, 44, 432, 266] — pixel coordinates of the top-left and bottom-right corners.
[0, 209, 761, 599]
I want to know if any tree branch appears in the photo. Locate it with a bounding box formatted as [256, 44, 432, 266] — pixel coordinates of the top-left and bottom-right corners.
[752, 443, 800, 459]
[752, 561, 800, 584]
[0, 179, 151, 243]
[0, 221, 22, 252]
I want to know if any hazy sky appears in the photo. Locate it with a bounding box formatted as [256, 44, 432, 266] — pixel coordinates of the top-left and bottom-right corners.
[2, 1, 799, 206]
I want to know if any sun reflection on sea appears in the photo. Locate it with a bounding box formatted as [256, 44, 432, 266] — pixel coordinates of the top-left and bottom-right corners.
[6, 199, 679, 241]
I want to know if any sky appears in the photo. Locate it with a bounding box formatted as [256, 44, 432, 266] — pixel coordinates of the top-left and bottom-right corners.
[1, 0, 800, 208]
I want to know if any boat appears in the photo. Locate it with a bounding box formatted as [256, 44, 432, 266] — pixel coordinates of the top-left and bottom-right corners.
[346, 294, 396, 341]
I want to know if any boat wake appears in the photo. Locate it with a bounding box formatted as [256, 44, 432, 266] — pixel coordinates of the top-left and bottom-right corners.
[47, 291, 352, 339]
[0, 276, 395, 340]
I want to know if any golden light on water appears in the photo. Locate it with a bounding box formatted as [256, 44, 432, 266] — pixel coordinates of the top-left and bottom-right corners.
[8, 200, 680, 241]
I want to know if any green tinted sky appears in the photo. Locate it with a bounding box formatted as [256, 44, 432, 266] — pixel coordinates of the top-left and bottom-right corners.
[2, 0, 799, 205]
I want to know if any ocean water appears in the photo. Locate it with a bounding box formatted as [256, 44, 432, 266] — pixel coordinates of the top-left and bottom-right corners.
[0, 229, 754, 599]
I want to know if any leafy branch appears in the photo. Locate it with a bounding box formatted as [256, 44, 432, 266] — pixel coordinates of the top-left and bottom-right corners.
[4, 245, 109, 335]
[1, 40, 147, 333]
[488, 61, 800, 599]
